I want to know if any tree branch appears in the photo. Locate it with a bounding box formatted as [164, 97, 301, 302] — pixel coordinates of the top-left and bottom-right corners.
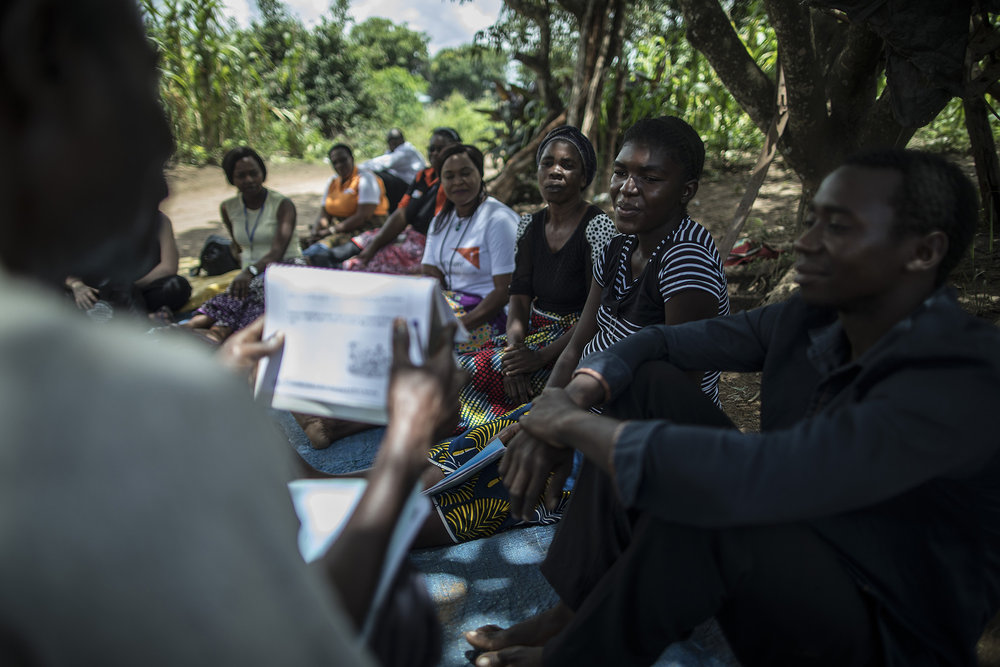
[581, 0, 624, 137]
[828, 20, 884, 148]
[504, 0, 549, 25]
[567, 0, 602, 125]
[506, 0, 562, 113]
[554, 0, 586, 20]
[674, 0, 775, 134]
[513, 52, 546, 74]
[764, 0, 832, 182]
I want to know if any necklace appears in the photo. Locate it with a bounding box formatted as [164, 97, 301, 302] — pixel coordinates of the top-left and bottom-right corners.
[454, 214, 471, 232]
[243, 190, 268, 258]
[438, 209, 474, 291]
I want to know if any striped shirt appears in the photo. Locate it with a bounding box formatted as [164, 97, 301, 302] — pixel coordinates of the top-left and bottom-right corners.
[582, 216, 730, 404]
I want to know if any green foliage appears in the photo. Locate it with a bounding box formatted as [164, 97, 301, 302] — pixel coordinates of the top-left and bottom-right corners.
[415, 92, 504, 147]
[367, 67, 428, 128]
[428, 44, 507, 102]
[476, 0, 578, 99]
[331, 90, 504, 169]
[911, 97, 975, 152]
[243, 0, 308, 110]
[300, 3, 371, 138]
[351, 18, 430, 76]
[342, 68, 429, 160]
[621, 7, 773, 155]
[145, 0, 489, 166]
[477, 80, 551, 163]
[142, 0, 980, 178]
[142, 0, 242, 161]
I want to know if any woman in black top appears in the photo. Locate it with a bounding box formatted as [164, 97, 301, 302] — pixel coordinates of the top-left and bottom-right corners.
[451, 126, 616, 433]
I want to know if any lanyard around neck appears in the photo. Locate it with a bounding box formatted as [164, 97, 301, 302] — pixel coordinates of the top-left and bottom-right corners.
[438, 209, 474, 291]
[243, 190, 268, 251]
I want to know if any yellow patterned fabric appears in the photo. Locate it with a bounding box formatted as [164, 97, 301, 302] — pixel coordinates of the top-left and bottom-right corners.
[442, 289, 507, 355]
[428, 404, 571, 543]
[177, 257, 239, 312]
[452, 306, 579, 435]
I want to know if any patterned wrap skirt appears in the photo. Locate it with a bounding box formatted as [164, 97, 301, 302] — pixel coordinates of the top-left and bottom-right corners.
[428, 404, 572, 543]
[195, 274, 265, 332]
[453, 306, 579, 434]
[444, 290, 507, 354]
[194, 258, 307, 332]
[341, 227, 426, 275]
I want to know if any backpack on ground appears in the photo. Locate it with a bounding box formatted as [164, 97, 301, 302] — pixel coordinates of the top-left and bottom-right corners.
[190, 234, 240, 276]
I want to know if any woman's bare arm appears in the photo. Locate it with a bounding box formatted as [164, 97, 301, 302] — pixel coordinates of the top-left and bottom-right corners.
[546, 275, 602, 389]
[135, 213, 180, 287]
[357, 207, 408, 262]
[459, 273, 511, 331]
[335, 203, 378, 234]
[244, 198, 296, 274]
[322, 321, 465, 628]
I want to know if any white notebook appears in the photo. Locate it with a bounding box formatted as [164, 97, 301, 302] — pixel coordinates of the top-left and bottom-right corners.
[255, 265, 465, 423]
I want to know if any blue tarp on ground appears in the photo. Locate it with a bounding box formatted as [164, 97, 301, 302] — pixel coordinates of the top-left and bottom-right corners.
[274, 411, 739, 667]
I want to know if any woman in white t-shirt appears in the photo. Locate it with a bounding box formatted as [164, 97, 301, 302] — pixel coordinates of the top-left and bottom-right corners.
[422, 144, 518, 353]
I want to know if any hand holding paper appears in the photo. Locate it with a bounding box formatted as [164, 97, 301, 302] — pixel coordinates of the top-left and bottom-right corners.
[311, 314, 466, 633]
[381, 319, 469, 472]
[256, 265, 466, 424]
[217, 316, 284, 385]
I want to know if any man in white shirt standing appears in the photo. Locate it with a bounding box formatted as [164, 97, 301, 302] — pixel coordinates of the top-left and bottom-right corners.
[362, 129, 427, 210]
[362, 128, 427, 185]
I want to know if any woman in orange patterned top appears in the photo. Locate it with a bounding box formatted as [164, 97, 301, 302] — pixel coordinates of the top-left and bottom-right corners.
[303, 143, 390, 267]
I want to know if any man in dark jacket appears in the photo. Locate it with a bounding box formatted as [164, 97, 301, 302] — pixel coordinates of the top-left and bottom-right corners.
[471, 150, 1000, 666]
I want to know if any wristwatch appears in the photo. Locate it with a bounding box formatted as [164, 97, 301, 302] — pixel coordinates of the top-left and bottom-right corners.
[247, 264, 260, 277]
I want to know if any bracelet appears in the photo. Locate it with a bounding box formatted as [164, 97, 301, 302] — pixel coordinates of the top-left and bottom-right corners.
[571, 368, 612, 404]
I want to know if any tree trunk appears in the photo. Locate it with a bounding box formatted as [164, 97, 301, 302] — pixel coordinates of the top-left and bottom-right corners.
[580, 0, 625, 140]
[507, 0, 563, 114]
[964, 95, 1000, 243]
[592, 55, 627, 203]
[964, 9, 1000, 246]
[493, 0, 621, 201]
[673, 0, 956, 224]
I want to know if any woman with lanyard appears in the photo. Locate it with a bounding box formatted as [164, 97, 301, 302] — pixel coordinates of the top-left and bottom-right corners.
[182, 146, 301, 343]
[421, 144, 519, 354]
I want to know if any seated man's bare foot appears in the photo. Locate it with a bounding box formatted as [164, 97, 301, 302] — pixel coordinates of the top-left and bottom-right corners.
[465, 603, 572, 651]
[473, 646, 543, 666]
[295, 413, 335, 449]
[294, 413, 376, 449]
[148, 306, 174, 326]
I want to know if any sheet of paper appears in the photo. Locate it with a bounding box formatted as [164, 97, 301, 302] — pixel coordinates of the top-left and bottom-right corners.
[257, 265, 444, 422]
[288, 477, 431, 641]
[423, 438, 506, 496]
[287, 478, 368, 563]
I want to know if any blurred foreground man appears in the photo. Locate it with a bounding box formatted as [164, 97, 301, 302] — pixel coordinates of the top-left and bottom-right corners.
[0, 2, 455, 664]
[472, 151, 1000, 666]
